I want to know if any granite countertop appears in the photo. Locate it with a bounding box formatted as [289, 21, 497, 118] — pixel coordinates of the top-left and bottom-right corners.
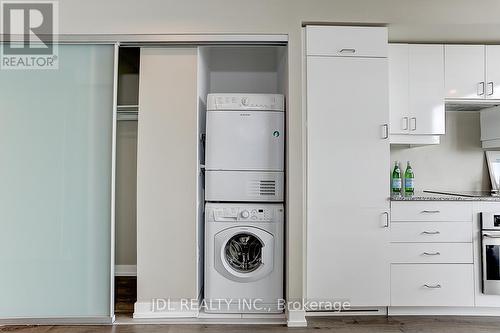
[390, 191, 500, 201]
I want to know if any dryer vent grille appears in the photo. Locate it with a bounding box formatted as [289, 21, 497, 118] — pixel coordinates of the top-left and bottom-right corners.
[257, 180, 276, 196]
[247, 179, 279, 198]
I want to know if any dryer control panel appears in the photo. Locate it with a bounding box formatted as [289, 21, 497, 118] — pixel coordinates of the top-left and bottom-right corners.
[207, 93, 284, 111]
[207, 204, 283, 223]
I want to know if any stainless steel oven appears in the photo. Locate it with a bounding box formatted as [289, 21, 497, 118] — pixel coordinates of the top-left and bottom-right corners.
[481, 212, 500, 295]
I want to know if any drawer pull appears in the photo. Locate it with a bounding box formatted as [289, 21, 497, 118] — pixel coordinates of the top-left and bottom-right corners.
[484, 233, 500, 239]
[421, 210, 441, 214]
[423, 284, 442, 289]
[421, 231, 441, 235]
[423, 251, 441, 256]
[339, 48, 356, 53]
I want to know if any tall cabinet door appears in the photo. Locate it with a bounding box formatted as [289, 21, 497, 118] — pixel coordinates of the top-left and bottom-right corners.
[306, 56, 390, 306]
[409, 44, 445, 135]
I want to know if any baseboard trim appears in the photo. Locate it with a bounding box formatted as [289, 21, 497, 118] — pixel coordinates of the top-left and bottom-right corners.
[115, 265, 137, 276]
[131, 302, 285, 324]
[389, 306, 500, 316]
[307, 307, 387, 316]
[0, 316, 113, 325]
[133, 301, 199, 319]
[286, 309, 307, 327]
[116, 317, 285, 325]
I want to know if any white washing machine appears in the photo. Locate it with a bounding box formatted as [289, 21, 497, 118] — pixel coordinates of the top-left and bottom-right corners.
[205, 93, 285, 202]
[204, 203, 284, 313]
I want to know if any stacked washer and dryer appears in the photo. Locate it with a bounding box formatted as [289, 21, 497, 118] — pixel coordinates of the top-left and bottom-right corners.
[204, 93, 285, 313]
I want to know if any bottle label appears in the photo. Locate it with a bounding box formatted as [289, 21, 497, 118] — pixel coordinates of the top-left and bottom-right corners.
[392, 178, 402, 189]
[405, 178, 414, 189]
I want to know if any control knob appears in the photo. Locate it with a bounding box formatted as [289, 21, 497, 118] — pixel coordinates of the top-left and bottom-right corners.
[240, 210, 250, 218]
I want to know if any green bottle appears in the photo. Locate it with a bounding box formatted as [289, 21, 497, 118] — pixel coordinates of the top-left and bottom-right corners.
[391, 161, 402, 194]
[404, 161, 415, 194]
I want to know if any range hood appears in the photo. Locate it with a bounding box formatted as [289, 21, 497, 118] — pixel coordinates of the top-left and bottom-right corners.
[446, 99, 500, 111]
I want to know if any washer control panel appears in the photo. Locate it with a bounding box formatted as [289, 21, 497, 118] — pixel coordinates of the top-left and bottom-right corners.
[211, 206, 275, 222]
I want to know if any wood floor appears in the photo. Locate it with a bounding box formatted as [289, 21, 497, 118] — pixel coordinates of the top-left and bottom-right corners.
[3, 316, 500, 332]
[114, 276, 136, 315]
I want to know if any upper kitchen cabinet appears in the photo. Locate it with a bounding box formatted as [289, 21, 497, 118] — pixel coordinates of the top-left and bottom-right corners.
[306, 25, 388, 57]
[445, 45, 500, 101]
[486, 45, 500, 100]
[306, 26, 390, 308]
[389, 44, 444, 144]
[445, 45, 484, 100]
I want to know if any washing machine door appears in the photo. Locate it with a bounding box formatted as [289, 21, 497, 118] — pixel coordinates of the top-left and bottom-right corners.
[214, 226, 274, 283]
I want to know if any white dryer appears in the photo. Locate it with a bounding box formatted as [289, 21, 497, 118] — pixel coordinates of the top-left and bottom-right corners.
[205, 93, 284, 202]
[204, 203, 284, 313]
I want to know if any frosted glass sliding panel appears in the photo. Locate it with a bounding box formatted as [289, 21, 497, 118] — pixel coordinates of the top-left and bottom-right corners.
[0, 45, 114, 318]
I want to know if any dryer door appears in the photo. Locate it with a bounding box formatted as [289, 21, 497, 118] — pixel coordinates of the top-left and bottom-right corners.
[214, 226, 274, 283]
[205, 111, 284, 171]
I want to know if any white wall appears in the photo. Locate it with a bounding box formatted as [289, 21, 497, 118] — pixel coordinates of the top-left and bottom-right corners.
[55, 0, 500, 302]
[391, 112, 490, 192]
[115, 121, 138, 265]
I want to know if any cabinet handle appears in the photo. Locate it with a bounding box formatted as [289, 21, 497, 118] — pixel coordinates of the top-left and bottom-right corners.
[382, 212, 389, 228]
[423, 251, 441, 256]
[402, 117, 409, 130]
[339, 48, 356, 53]
[478, 82, 485, 96]
[421, 210, 440, 213]
[488, 82, 494, 96]
[410, 117, 416, 131]
[382, 124, 389, 139]
[423, 284, 442, 289]
[421, 231, 441, 235]
[484, 233, 500, 239]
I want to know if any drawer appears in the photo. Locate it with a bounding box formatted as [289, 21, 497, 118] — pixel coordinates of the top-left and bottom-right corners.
[306, 26, 388, 58]
[391, 264, 474, 306]
[390, 243, 473, 263]
[391, 201, 472, 222]
[391, 222, 472, 243]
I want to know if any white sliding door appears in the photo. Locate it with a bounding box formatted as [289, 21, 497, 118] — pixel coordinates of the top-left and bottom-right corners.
[0, 44, 115, 319]
[135, 48, 198, 317]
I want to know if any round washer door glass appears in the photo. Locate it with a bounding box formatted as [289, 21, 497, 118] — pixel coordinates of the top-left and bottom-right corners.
[225, 233, 263, 273]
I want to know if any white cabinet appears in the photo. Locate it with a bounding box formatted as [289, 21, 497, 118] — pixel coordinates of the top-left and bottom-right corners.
[409, 45, 445, 135]
[389, 44, 409, 135]
[391, 222, 473, 243]
[390, 243, 473, 264]
[389, 44, 445, 143]
[389, 201, 474, 308]
[445, 45, 485, 100]
[445, 45, 500, 101]
[306, 25, 387, 58]
[391, 264, 474, 307]
[486, 46, 500, 99]
[391, 201, 472, 222]
[306, 26, 390, 307]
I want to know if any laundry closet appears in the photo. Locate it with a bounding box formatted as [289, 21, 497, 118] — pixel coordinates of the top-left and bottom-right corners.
[114, 39, 288, 321]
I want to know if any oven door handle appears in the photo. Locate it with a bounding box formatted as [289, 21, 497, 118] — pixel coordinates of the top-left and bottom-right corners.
[483, 233, 500, 239]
